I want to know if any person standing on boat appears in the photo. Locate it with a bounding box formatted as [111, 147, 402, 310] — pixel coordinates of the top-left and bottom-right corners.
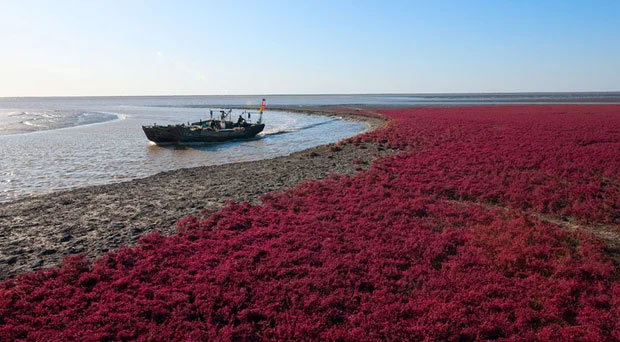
[259, 98, 266, 123]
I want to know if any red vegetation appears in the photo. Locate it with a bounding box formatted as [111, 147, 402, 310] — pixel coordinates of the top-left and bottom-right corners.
[1, 105, 619, 341]
[353, 105, 620, 224]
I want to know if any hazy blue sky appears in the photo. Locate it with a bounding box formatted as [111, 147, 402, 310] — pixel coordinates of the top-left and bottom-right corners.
[1, 1, 619, 96]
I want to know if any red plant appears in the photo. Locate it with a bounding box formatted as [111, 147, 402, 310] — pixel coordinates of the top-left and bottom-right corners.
[1, 105, 619, 341]
[355, 105, 620, 224]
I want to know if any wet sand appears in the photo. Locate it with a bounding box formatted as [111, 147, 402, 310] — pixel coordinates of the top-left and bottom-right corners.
[0, 108, 388, 279]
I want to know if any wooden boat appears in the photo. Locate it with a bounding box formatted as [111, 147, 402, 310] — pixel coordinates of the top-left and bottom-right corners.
[142, 109, 265, 144]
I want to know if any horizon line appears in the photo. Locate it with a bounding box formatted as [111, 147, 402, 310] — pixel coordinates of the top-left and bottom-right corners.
[2, 90, 620, 100]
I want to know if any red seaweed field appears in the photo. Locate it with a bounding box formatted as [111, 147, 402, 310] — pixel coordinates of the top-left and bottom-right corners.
[1, 105, 619, 341]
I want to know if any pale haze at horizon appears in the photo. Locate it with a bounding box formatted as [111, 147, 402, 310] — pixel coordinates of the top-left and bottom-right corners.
[1, 0, 619, 97]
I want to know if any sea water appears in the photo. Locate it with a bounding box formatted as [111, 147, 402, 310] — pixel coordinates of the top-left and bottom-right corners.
[0, 97, 368, 202]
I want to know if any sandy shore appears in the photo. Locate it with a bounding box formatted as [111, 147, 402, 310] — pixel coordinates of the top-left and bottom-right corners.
[0, 108, 388, 279]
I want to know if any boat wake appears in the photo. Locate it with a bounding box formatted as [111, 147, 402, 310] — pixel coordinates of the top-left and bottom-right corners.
[262, 118, 338, 136]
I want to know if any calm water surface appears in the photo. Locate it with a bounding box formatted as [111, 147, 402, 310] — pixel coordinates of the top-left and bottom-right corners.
[0, 98, 368, 202]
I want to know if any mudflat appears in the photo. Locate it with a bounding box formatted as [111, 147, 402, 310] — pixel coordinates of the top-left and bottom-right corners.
[0, 108, 388, 279]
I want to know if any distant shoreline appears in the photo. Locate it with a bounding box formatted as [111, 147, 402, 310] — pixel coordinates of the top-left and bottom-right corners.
[2, 90, 620, 100]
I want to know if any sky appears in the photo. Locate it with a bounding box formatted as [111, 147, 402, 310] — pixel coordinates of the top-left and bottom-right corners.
[0, 0, 619, 97]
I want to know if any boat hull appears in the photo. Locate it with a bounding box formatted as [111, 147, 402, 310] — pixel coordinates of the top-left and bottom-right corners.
[142, 123, 265, 144]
